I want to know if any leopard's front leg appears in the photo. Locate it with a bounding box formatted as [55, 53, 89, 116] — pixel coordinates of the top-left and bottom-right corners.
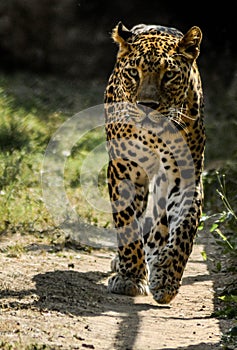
[149, 172, 203, 304]
[107, 159, 150, 297]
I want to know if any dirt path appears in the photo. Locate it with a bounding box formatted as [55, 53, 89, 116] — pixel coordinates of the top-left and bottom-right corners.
[0, 231, 235, 350]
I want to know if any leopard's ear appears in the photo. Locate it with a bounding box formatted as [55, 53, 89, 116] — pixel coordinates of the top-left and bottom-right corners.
[112, 22, 133, 56]
[177, 26, 202, 61]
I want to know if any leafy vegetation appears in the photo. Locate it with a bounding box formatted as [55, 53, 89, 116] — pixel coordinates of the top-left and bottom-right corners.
[0, 72, 109, 237]
[201, 165, 237, 343]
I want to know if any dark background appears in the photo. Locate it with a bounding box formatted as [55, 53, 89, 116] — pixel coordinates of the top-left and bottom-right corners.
[0, 0, 236, 79]
[0, 0, 236, 162]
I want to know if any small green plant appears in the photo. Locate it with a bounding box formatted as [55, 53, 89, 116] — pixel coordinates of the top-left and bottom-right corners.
[201, 171, 237, 254]
[220, 326, 237, 350]
[216, 171, 237, 221]
[202, 170, 237, 327]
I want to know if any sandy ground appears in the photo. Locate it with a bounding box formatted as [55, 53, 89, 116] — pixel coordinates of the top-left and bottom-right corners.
[0, 230, 235, 350]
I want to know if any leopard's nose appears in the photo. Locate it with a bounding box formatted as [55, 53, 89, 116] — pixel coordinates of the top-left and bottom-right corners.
[137, 101, 160, 112]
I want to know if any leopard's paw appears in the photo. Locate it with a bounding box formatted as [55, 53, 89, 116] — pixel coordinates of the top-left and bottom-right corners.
[149, 266, 180, 304]
[108, 274, 149, 297]
[150, 284, 180, 304]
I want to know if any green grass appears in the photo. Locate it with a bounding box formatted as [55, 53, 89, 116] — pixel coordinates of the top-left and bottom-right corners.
[0, 72, 111, 236]
[0, 91, 54, 234]
[63, 126, 112, 227]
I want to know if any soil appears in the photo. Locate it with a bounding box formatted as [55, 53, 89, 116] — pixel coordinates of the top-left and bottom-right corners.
[0, 229, 236, 350]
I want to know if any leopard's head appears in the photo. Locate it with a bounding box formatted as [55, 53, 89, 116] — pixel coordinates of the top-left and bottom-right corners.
[105, 22, 203, 124]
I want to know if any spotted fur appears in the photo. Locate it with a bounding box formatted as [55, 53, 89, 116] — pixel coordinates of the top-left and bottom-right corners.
[104, 22, 205, 303]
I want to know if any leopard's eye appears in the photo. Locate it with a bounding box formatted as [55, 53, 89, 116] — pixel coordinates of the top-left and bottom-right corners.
[128, 68, 139, 79]
[163, 70, 177, 82]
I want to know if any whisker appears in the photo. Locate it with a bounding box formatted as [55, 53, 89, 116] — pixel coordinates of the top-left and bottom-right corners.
[171, 122, 188, 133]
[167, 113, 189, 133]
[177, 111, 196, 121]
[106, 104, 197, 135]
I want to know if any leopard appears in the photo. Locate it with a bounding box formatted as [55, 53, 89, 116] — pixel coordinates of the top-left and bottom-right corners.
[104, 21, 205, 304]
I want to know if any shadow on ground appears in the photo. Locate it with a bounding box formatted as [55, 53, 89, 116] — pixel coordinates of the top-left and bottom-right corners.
[1, 237, 227, 350]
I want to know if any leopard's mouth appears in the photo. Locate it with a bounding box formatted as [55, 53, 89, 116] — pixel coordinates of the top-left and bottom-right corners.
[137, 110, 165, 124]
[133, 110, 185, 134]
[106, 102, 175, 128]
